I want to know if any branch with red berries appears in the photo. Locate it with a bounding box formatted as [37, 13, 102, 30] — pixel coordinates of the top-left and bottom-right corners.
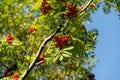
[21, 0, 93, 80]
[81, 0, 93, 12]
[78, 0, 93, 15]
[21, 24, 62, 80]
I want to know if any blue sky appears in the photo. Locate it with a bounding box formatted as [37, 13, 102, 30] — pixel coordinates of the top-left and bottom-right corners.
[85, 7, 120, 80]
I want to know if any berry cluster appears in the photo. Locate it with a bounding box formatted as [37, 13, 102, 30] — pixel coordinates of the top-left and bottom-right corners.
[54, 34, 70, 49]
[12, 73, 20, 80]
[29, 26, 37, 33]
[65, 2, 78, 18]
[41, 0, 52, 14]
[6, 34, 14, 44]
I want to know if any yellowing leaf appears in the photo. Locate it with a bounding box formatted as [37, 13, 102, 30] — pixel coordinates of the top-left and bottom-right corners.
[32, 0, 43, 10]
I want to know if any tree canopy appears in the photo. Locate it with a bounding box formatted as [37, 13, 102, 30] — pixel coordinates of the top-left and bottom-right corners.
[0, 0, 120, 80]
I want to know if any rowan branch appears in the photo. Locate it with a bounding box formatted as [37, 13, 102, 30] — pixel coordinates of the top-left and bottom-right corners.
[78, 0, 93, 14]
[21, 0, 93, 79]
[21, 24, 62, 80]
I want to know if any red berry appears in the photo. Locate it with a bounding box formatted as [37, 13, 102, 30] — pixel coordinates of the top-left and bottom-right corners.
[80, 5, 85, 9]
[12, 73, 20, 80]
[38, 55, 45, 62]
[6, 34, 14, 44]
[29, 26, 37, 33]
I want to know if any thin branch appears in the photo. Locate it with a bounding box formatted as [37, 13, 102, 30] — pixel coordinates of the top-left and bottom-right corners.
[21, 24, 62, 80]
[21, 0, 93, 79]
[35, 60, 45, 65]
[78, 0, 93, 14]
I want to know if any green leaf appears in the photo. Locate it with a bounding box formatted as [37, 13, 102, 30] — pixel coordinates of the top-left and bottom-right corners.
[62, 51, 72, 56]
[32, 0, 43, 10]
[53, 54, 61, 62]
[62, 54, 70, 57]
[63, 46, 74, 51]
[0, 77, 12, 80]
[59, 56, 63, 61]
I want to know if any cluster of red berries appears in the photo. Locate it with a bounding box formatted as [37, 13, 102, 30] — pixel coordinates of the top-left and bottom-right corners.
[6, 34, 14, 44]
[54, 34, 70, 49]
[5, 72, 20, 80]
[41, 0, 52, 14]
[65, 2, 78, 18]
[12, 73, 20, 80]
[29, 26, 37, 33]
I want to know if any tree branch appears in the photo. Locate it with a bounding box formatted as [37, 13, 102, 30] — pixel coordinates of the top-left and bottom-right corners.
[21, 0, 93, 79]
[78, 0, 93, 14]
[21, 24, 62, 80]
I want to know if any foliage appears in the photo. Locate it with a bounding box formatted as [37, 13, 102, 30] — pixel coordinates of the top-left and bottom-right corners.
[0, 0, 119, 80]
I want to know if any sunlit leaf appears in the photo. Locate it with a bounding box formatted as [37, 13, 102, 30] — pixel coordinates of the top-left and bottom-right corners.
[63, 46, 74, 51]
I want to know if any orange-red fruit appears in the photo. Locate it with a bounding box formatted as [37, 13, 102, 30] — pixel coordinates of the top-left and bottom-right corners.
[80, 5, 85, 9]
[38, 55, 45, 61]
[29, 26, 37, 33]
[54, 34, 70, 49]
[12, 73, 20, 80]
[6, 34, 14, 44]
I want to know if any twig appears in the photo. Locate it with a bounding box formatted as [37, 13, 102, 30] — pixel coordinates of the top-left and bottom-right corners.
[78, 0, 93, 14]
[21, 0, 93, 79]
[35, 60, 45, 65]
